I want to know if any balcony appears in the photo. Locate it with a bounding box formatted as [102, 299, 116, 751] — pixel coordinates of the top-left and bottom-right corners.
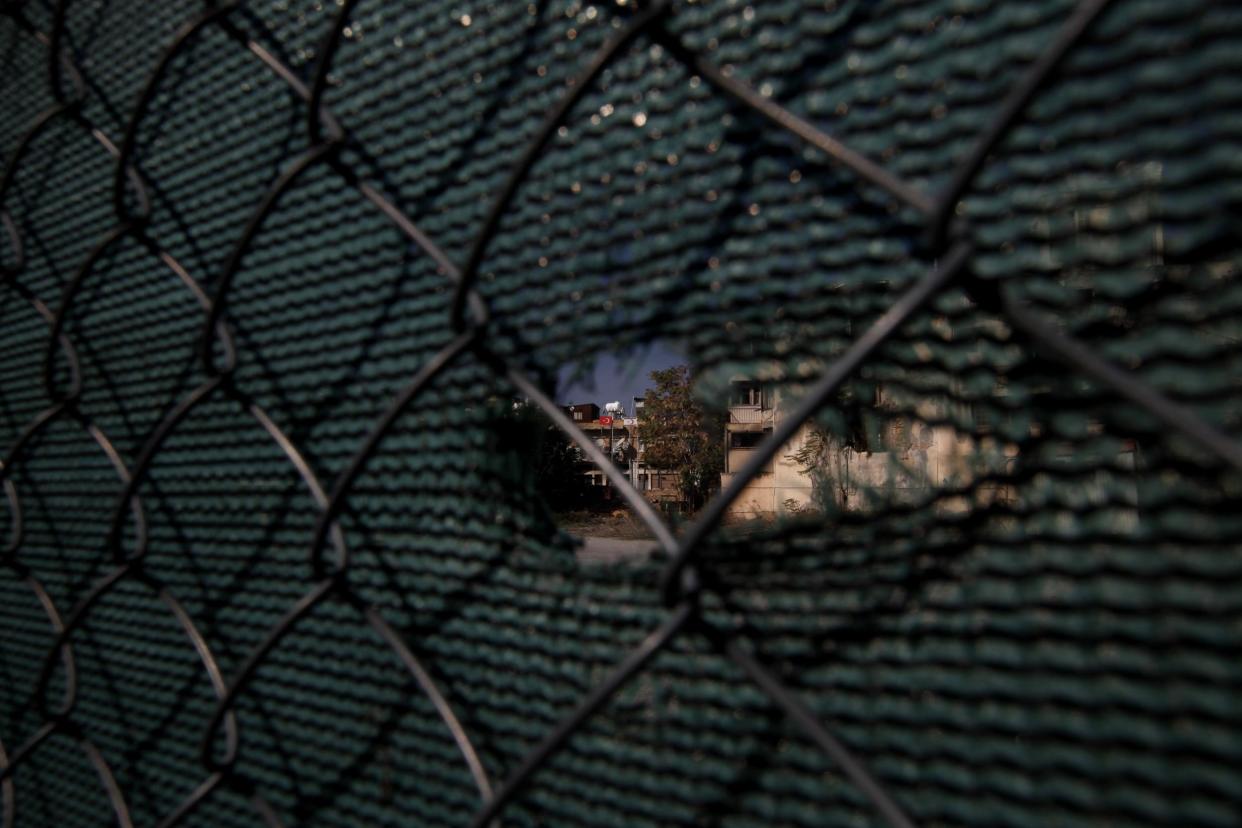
[727, 405, 774, 429]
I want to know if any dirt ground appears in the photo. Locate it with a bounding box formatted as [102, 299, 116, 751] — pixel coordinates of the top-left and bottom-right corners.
[556, 508, 657, 540]
[556, 506, 778, 540]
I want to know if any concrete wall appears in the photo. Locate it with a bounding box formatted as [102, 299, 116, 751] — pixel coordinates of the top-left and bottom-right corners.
[812, 424, 1003, 513]
[722, 414, 1016, 518]
[721, 421, 816, 518]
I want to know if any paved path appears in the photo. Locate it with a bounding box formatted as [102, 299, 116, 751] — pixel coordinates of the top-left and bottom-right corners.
[576, 536, 656, 564]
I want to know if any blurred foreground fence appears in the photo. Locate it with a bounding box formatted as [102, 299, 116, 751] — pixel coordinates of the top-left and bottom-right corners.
[1, 0, 1240, 826]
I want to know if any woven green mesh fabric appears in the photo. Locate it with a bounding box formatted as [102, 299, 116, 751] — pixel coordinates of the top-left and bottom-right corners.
[1, 0, 1240, 826]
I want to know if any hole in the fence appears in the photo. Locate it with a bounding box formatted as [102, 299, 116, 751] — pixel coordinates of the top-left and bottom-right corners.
[516, 337, 731, 566]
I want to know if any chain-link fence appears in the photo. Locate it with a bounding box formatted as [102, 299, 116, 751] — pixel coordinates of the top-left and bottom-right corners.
[1, 0, 1240, 826]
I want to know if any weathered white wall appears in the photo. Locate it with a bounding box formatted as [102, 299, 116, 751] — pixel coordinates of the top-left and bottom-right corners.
[721, 421, 816, 518]
[722, 420, 1015, 518]
[813, 424, 990, 513]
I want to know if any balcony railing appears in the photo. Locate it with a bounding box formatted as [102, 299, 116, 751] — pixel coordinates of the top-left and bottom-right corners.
[728, 406, 774, 425]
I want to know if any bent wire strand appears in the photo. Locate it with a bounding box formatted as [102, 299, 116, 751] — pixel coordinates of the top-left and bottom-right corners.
[0, 734, 11, 828]
[662, 242, 974, 602]
[80, 734, 134, 828]
[467, 602, 696, 828]
[0, 569, 75, 784]
[1, 478, 19, 555]
[1002, 296, 1242, 474]
[651, 26, 935, 217]
[152, 582, 240, 828]
[0, 3, 280, 815]
[720, 633, 917, 828]
[927, 0, 1119, 248]
[363, 605, 495, 804]
[448, 0, 674, 328]
[0, 15, 120, 800]
[178, 1, 499, 809]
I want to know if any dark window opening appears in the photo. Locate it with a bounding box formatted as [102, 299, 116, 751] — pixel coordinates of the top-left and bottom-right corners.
[730, 431, 765, 449]
[731, 381, 764, 407]
[727, 428, 774, 474]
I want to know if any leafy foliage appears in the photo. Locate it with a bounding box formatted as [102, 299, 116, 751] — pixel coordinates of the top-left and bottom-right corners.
[498, 401, 595, 511]
[638, 365, 723, 509]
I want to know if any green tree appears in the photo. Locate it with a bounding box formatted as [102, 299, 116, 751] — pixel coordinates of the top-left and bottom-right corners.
[639, 365, 723, 510]
[535, 422, 590, 509]
[791, 383, 876, 511]
[496, 401, 592, 511]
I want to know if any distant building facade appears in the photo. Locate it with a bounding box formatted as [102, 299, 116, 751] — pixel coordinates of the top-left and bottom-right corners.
[721, 379, 1018, 518]
[566, 403, 599, 423]
[720, 380, 816, 516]
[564, 399, 680, 507]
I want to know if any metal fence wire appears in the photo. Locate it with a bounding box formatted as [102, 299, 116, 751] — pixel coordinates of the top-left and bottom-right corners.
[1, 0, 1240, 825]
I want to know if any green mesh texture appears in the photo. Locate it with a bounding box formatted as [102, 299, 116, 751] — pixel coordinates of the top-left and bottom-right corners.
[1, 0, 1241, 826]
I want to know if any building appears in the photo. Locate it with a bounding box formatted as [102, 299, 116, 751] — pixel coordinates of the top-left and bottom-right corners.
[721, 379, 1022, 518]
[720, 379, 816, 516]
[566, 402, 599, 423]
[625, 396, 679, 506]
[564, 400, 680, 507]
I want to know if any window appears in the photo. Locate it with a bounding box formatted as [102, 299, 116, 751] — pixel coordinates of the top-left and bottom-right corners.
[729, 431, 765, 449]
[731, 381, 764, 407]
[573, 410, 582, 421]
[727, 428, 774, 473]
